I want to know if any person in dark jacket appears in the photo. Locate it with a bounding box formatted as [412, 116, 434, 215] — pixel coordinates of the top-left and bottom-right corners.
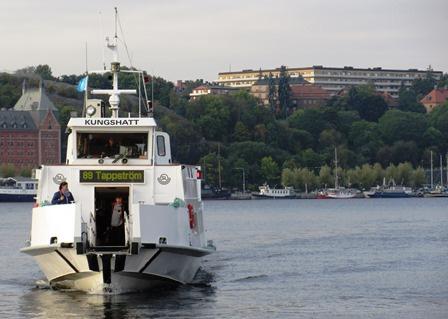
[51, 182, 75, 204]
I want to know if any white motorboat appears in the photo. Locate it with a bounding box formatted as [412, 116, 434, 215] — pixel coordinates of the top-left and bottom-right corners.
[20, 12, 215, 293]
[253, 184, 296, 198]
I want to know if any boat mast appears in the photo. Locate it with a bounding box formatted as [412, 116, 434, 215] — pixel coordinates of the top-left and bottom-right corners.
[334, 147, 338, 189]
[440, 154, 443, 187]
[430, 150, 434, 189]
[218, 144, 222, 189]
[91, 7, 136, 118]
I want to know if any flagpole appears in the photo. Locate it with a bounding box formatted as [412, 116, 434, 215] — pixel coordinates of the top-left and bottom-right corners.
[82, 42, 89, 117]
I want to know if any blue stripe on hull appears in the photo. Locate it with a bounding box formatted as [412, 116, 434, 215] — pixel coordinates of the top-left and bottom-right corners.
[0, 194, 35, 202]
[368, 193, 413, 198]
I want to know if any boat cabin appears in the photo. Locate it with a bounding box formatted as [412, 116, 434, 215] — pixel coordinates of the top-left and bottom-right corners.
[66, 117, 171, 166]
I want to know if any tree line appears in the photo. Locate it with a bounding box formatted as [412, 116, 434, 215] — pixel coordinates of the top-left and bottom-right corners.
[1, 64, 447, 190]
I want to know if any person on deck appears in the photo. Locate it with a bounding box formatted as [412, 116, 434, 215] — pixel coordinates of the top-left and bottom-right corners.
[51, 182, 75, 205]
[103, 137, 120, 157]
[110, 196, 125, 245]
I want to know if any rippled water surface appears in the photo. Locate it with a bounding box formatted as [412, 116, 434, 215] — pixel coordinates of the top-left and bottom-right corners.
[1, 199, 447, 318]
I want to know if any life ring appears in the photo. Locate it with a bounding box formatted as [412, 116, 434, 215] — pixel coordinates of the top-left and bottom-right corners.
[187, 204, 196, 229]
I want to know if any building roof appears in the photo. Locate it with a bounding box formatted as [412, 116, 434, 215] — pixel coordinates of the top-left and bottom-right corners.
[0, 110, 37, 130]
[290, 85, 331, 99]
[420, 88, 448, 105]
[378, 92, 399, 107]
[219, 66, 443, 76]
[193, 84, 239, 91]
[14, 81, 57, 113]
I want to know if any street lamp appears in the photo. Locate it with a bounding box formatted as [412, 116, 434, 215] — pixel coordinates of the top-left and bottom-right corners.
[235, 167, 246, 193]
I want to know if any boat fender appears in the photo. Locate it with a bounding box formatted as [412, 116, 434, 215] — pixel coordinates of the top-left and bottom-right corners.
[187, 204, 196, 229]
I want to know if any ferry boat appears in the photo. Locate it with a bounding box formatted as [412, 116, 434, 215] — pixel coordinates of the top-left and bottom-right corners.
[253, 184, 296, 199]
[0, 177, 37, 202]
[20, 14, 215, 293]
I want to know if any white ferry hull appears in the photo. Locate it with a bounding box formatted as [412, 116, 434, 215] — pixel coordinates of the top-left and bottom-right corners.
[21, 245, 209, 293]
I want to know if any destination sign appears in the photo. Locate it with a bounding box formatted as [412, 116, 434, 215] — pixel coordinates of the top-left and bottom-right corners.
[80, 170, 144, 183]
[84, 119, 140, 126]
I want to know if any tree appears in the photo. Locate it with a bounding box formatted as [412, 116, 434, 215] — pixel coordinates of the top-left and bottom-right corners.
[233, 121, 251, 142]
[34, 64, 54, 80]
[281, 168, 295, 187]
[289, 109, 330, 141]
[277, 66, 291, 118]
[291, 168, 317, 192]
[398, 87, 426, 113]
[346, 85, 388, 121]
[260, 156, 280, 184]
[318, 165, 333, 188]
[378, 109, 428, 145]
[0, 164, 16, 177]
[411, 167, 426, 187]
[267, 73, 276, 114]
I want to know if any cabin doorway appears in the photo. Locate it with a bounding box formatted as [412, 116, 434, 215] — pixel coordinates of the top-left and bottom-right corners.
[94, 187, 129, 247]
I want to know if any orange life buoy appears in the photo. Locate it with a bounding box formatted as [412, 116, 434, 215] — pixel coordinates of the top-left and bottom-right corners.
[187, 204, 196, 229]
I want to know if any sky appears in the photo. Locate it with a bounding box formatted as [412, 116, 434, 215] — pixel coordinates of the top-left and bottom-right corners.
[0, 0, 447, 82]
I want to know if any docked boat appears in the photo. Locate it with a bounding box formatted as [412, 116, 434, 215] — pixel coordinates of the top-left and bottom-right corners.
[253, 184, 296, 199]
[424, 185, 448, 198]
[317, 148, 358, 199]
[364, 179, 415, 198]
[201, 185, 231, 200]
[0, 177, 37, 202]
[317, 187, 358, 199]
[20, 14, 215, 293]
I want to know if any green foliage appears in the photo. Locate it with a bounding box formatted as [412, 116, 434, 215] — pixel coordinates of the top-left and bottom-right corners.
[19, 167, 32, 177]
[2, 66, 447, 188]
[378, 109, 428, 145]
[0, 73, 22, 108]
[277, 66, 291, 118]
[289, 109, 330, 141]
[346, 85, 388, 122]
[318, 165, 333, 187]
[398, 87, 426, 113]
[0, 164, 16, 177]
[35, 64, 54, 80]
[282, 162, 427, 190]
[268, 73, 276, 113]
[260, 156, 280, 184]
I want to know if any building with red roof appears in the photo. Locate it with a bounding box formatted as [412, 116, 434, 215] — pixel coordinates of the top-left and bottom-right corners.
[420, 88, 448, 112]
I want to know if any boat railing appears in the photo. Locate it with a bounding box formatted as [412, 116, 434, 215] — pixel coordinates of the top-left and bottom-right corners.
[124, 210, 131, 249]
[88, 211, 96, 247]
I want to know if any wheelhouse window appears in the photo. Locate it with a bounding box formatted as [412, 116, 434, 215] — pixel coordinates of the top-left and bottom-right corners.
[77, 132, 148, 159]
[156, 135, 166, 156]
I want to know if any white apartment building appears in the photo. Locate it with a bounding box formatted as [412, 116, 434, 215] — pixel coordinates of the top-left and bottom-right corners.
[217, 66, 443, 98]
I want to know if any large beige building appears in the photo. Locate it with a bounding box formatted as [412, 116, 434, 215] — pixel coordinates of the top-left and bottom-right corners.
[217, 66, 443, 98]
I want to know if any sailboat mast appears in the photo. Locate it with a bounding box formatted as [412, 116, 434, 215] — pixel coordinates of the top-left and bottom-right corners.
[334, 147, 338, 189]
[430, 150, 434, 189]
[218, 144, 222, 189]
[440, 154, 443, 186]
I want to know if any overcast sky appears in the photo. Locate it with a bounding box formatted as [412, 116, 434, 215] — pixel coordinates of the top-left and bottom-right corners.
[0, 0, 447, 82]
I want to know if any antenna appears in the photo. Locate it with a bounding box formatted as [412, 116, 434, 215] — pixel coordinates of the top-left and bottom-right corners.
[114, 7, 118, 39]
[99, 11, 106, 70]
[85, 42, 88, 73]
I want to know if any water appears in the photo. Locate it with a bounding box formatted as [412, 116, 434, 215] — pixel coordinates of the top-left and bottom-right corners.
[0, 199, 447, 318]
